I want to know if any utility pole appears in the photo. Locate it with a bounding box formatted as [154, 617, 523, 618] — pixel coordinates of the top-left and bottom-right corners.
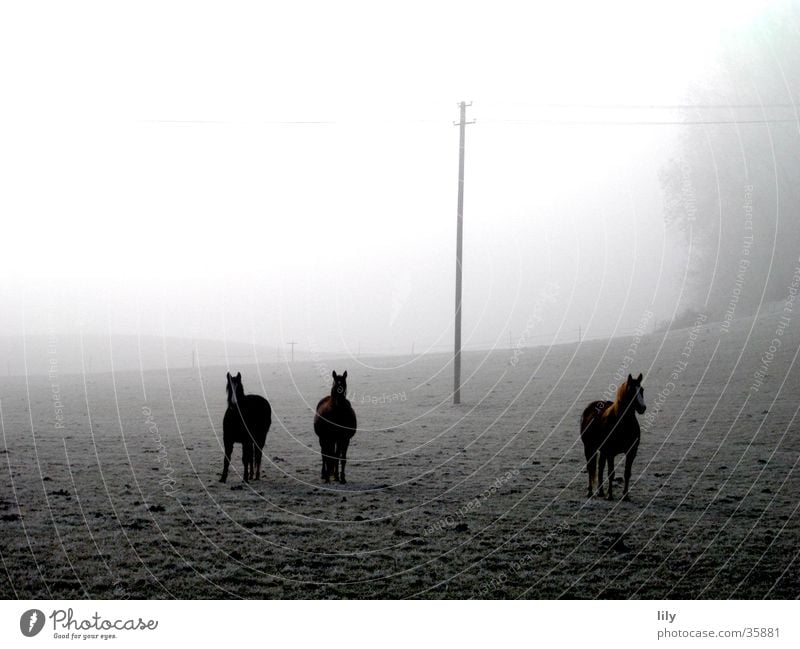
[287, 341, 297, 363]
[453, 101, 474, 405]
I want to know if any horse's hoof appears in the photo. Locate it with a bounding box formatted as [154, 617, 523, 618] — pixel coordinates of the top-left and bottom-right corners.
[606, 493, 614, 501]
[622, 494, 631, 502]
[597, 489, 605, 498]
[339, 477, 347, 484]
[219, 476, 227, 483]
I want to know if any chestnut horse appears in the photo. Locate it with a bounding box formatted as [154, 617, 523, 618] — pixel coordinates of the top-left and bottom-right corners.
[220, 372, 272, 483]
[580, 373, 646, 500]
[314, 370, 357, 483]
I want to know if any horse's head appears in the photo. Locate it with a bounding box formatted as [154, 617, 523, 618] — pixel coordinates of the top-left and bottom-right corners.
[621, 373, 646, 414]
[226, 371, 245, 408]
[330, 370, 348, 402]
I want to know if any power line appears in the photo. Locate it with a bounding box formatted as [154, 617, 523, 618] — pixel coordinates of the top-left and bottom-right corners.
[140, 116, 799, 128]
[134, 102, 798, 127]
[483, 118, 799, 126]
[140, 119, 338, 124]
[488, 102, 800, 110]
[139, 118, 434, 125]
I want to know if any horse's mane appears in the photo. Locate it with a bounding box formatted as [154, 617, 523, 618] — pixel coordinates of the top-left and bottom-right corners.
[615, 380, 628, 405]
[607, 377, 638, 418]
[601, 379, 628, 419]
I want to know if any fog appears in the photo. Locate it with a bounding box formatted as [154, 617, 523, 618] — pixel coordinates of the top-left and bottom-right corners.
[0, 1, 789, 364]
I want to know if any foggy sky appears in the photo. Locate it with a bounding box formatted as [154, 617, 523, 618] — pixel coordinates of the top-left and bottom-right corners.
[0, 1, 777, 356]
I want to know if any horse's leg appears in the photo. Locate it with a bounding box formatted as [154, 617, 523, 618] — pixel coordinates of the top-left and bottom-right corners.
[331, 438, 341, 483]
[220, 439, 233, 483]
[606, 454, 615, 500]
[338, 437, 350, 484]
[596, 451, 606, 498]
[246, 427, 256, 482]
[585, 448, 596, 498]
[328, 442, 337, 482]
[623, 446, 637, 501]
[321, 439, 332, 483]
[254, 442, 263, 481]
[241, 441, 252, 483]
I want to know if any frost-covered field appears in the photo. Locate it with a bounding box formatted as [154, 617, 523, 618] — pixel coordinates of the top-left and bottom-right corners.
[1, 308, 798, 599]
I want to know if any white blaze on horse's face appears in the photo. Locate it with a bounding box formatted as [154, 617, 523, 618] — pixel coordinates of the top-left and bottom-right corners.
[332, 370, 347, 398]
[636, 387, 646, 412]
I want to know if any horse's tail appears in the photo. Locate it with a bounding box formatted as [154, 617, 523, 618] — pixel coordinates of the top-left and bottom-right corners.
[580, 400, 609, 460]
[246, 395, 271, 446]
[580, 403, 599, 439]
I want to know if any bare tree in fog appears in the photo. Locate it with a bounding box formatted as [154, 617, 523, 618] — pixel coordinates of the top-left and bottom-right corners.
[659, 3, 800, 326]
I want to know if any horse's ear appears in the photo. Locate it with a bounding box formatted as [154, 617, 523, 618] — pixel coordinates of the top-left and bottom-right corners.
[342, 370, 347, 379]
[236, 372, 241, 380]
[227, 372, 231, 379]
[637, 373, 643, 382]
[332, 370, 337, 379]
[627, 374, 633, 383]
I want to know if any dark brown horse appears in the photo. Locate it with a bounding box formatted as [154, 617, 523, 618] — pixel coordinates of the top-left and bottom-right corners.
[220, 372, 272, 483]
[580, 373, 646, 500]
[314, 370, 357, 483]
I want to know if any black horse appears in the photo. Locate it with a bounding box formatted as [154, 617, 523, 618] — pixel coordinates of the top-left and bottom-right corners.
[580, 373, 646, 500]
[220, 372, 272, 483]
[314, 370, 357, 483]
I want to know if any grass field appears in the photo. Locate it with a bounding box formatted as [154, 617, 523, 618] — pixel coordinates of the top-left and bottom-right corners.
[1, 306, 798, 599]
